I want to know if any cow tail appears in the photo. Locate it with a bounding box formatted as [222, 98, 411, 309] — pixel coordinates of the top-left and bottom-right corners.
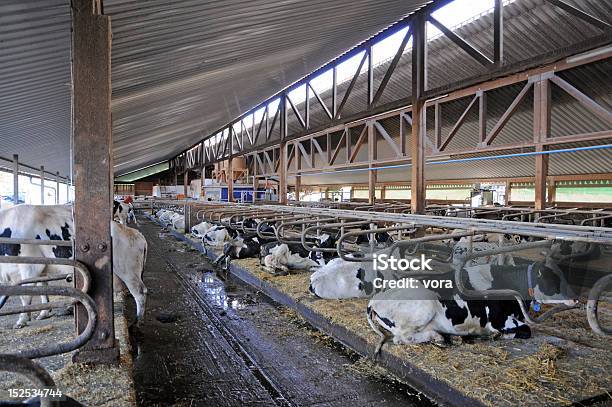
[141, 240, 148, 279]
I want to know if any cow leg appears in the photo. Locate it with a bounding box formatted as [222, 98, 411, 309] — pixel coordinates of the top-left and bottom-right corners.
[35, 282, 51, 320]
[122, 276, 147, 325]
[14, 295, 33, 329]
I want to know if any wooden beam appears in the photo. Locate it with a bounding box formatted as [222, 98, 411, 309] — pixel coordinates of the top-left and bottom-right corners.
[327, 129, 348, 165]
[311, 137, 326, 165]
[546, 0, 611, 31]
[12, 154, 18, 205]
[484, 82, 532, 145]
[309, 83, 333, 119]
[371, 27, 412, 107]
[493, 0, 504, 63]
[373, 121, 402, 157]
[279, 142, 287, 204]
[297, 142, 313, 169]
[71, 0, 118, 364]
[335, 51, 368, 119]
[368, 122, 377, 204]
[411, 13, 427, 214]
[534, 78, 551, 211]
[550, 74, 612, 125]
[428, 16, 493, 66]
[348, 125, 368, 163]
[40, 166, 45, 205]
[478, 91, 487, 143]
[439, 94, 479, 151]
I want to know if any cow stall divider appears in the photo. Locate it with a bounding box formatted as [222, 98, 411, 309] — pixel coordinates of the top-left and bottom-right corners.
[0, 239, 96, 407]
[165, 202, 612, 336]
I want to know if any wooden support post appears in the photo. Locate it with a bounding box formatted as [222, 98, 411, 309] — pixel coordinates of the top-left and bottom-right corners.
[279, 143, 287, 204]
[72, 0, 118, 364]
[227, 158, 234, 202]
[295, 146, 301, 202]
[12, 154, 18, 205]
[368, 122, 377, 204]
[505, 180, 512, 205]
[252, 156, 258, 203]
[40, 166, 45, 205]
[547, 181, 556, 205]
[534, 77, 551, 211]
[56, 172, 60, 204]
[183, 161, 188, 198]
[411, 13, 427, 214]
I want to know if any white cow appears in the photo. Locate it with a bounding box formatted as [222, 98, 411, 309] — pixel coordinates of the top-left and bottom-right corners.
[263, 244, 319, 273]
[191, 221, 214, 238]
[0, 205, 147, 329]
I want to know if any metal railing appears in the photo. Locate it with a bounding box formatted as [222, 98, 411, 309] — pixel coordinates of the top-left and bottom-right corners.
[0, 239, 96, 407]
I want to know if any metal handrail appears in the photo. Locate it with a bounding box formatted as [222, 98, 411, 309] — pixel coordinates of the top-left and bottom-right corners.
[0, 355, 59, 407]
[0, 285, 97, 359]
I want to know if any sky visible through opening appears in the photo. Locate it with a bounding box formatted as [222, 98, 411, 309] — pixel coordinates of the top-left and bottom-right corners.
[204, 0, 500, 149]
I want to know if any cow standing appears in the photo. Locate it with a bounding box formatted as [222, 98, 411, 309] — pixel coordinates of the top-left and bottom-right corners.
[0, 205, 147, 328]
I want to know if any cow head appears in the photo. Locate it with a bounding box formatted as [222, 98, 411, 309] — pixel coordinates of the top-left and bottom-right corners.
[529, 262, 577, 306]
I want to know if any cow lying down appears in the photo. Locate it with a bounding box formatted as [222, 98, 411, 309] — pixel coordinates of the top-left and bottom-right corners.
[309, 235, 521, 300]
[262, 244, 320, 274]
[191, 221, 214, 238]
[367, 262, 576, 352]
[0, 205, 147, 329]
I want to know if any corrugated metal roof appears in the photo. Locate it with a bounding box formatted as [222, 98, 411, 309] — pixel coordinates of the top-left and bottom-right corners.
[1, 0, 610, 181]
[0, 0, 435, 176]
[107, 0, 435, 174]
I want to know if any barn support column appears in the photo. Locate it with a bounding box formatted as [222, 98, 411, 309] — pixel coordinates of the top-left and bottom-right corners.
[227, 158, 234, 202]
[40, 166, 45, 205]
[56, 172, 60, 204]
[411, 13, 427, 214]
[368, 122, 377, 205]
[71, 0, 118, 364]
[12, 155, 19, 205]
[534, 75, 551, 211]
[279, 143, 287, 204]
[295, 145, 301, 202]
[505, 180, 512, 205]
[183, 159, 188, 197]
[252, 157, 258, 203]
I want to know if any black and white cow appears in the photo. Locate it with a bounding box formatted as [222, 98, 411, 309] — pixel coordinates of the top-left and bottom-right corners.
[261, 243, 320, 274]
[113, 200, 137, 225]
[0, 205, 148, 328]
[355, 224, 394, 247]
[201, 225, 239, 247]
[191, 221, 214, 238]
[366, 262, 576, 352]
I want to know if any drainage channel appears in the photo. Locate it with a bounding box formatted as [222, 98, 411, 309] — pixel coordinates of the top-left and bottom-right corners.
[166, 259, 294, 407]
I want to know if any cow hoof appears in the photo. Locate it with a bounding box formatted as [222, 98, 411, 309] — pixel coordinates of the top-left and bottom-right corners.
[13, 321, 27, 329]
[36, 310, 52, 320]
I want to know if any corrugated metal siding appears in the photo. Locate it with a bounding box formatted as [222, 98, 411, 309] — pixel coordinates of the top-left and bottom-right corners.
[0, 0, 72, 177]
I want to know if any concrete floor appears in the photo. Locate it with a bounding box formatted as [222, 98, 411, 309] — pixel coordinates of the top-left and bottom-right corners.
[131, 217, 433, 407]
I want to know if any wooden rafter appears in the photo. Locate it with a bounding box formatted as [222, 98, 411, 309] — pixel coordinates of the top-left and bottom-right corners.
[373, 121, 402, 157]
[484, 82, 533, 145]
[439, 94, 479, 151]
[348, 125, 368, 163]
